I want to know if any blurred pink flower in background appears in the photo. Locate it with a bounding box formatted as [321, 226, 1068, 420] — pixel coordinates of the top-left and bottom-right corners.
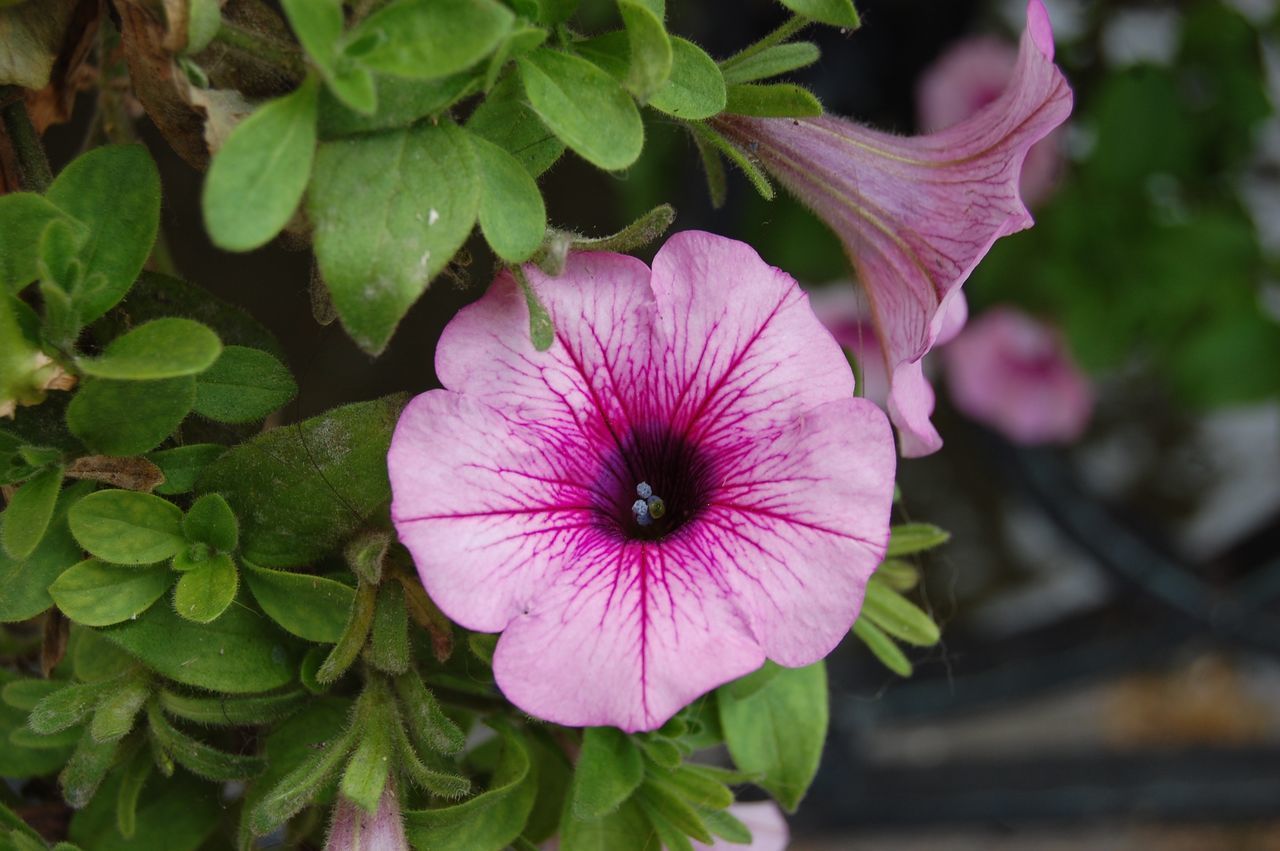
[916, 35, 1065, 207]
[809, 286, 969, 409]
[325, 781, 409, 851]
[943, 306, 1093, 444]
[389, 232, 895, 732]
[714, 0, 1072, 457]
[693, 801, 790, 851]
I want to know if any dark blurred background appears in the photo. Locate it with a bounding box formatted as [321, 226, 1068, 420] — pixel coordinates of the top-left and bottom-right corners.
[42, 0, 1280, 846]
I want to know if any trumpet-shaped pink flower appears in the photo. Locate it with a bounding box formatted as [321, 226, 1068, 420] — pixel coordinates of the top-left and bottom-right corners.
[810, 286, 969, 408]
[325, 781, 409, 851]
[714, 0, 1072, 457]
[389, 232, 895, 732]
[917, 36, 1064, 207]
[943, 306, 1093, 445]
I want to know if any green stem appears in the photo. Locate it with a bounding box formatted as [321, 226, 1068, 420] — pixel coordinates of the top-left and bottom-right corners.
[0, 88, 53, 192]
[212, 20, 306, 82]
[720, 14, 810, 70]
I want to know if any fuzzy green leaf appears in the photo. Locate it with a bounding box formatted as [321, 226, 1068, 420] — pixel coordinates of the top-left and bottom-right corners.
[393, 671, 465, 756]
[146, 704, 265, 780]
[471, 133, 547, 263]
[202, 77, 320, 252]
[49, 559, 170, 626]
[0, 192, 75, 291]
[777, 0, 860, 28]
[619, 0, 671, 100]
[724, 82, 822, 117]
[852, 617, 911, 676]
[181, 493, 238, 552]
[861, 576, 940, 646]
[243, 561, 355, 643]
[60, 728, 119, 808]
[721, 41, 820, 85]
[157, 688, 307, 726]
[369, 580, 410, 674]
[89, 676, 150, 743]
[348, 0, 514, 81]
[571, 727, 644, 819]
[66, 376, 195, 457]
[191, 345, 297, 424]
[886, 523, 950, 557]
[717, 661, 827, 812]
[1, 464, 62, 559]
[0, 480, 94, 622]
[649, 38, 725, 119]
[45, 145, 160, 326]
[68, 490, 184, 565]
[78, 319, 222, 380]
[466, 73, 564, 177]
[146, 445, 224, 496]
[172, 553, 238, 624]
[309, 122, 479, 354]
[518, 48, 644, 171]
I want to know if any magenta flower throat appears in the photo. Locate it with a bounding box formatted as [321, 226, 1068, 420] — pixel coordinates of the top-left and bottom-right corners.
[389, 232, 897, 732]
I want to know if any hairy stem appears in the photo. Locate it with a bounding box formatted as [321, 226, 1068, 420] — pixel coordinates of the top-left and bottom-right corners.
[0, 88, 53, 192]
[720, 14, 810, 70]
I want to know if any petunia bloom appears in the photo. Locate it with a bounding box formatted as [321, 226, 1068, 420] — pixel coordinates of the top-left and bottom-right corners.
[713, 0, 1072, 457]
[324, 781, 410, 851]
[693, 801, 790, 851]
[916, 35, 1064, 206]
[389, 231, 896, 732]
[942, 306, 1093, 445]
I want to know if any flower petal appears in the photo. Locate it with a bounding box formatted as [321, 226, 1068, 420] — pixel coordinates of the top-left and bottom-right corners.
[493, 535, 765, 732]
[705, 396, 895, 665]
[714, 0, 1071, 456]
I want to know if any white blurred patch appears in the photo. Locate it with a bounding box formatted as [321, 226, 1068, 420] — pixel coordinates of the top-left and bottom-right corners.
[1001, 0, 1088, 43]
[1101, 8, 1182, 68]
[1226, 0, 1277, 24]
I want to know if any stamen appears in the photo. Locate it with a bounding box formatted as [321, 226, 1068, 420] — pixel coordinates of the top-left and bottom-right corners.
[646, 496, 666, 520]
[636, 482, 653, 499]
[632, 498, 652, 527]
[632, 482, 664, 528]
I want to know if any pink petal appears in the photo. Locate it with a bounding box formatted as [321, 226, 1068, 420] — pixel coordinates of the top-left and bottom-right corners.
[325, 780, 409, 851]
[714, 0, 1072, 457]
[693, 801, 790, 851]
[390, 232, 896, 731]
[943, 306, 1093, 444]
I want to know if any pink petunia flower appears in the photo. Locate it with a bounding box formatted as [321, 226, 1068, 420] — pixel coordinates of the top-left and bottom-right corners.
[810, 286, 969, 409]
[693, 801, 790, 851]
[389, 232, 896, 732]
[942, 306, 1093, 445]
[713, 0, 1072, 458]
[324, 780, 410, 851]
[916, 35, 1064, 207]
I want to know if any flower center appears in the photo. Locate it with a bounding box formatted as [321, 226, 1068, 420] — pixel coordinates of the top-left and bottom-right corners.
[596, 429, 715, 542]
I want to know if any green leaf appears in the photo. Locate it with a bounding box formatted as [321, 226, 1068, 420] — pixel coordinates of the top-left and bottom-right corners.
[172, 553, 238, 623]
[60, 728, 119, 808]
[196, 395, 403, 566]
[717, 661, 827, 812]
[571, 727, 644, 819]
[349, 0, 514, 81]
[559, 796, 653, 851]
[635, 779, 712, 844]
[316, 581, 376, 683]
[309, 122, 479, 354]
[146, 445, 225, 496]
[404, 724, 537, 851]
[886, 523, 950, 557]
[100, 600, 298, 694]
[369, 580, 410, 674]
[158, 688, 307, 726]
[68, 490, 184, 565]
[721, 41, 821, 85]
[341, 687, 394, 813]
[78, 319, 222, 380]
[202, 77, 320, 252]
[861, 577, 939, 647]
[518, 48, 644, 171]
[279, 0, 368, 113]
[687, 122, 773, 200]
[1, 464, 62, 559]
[849, 616, 911, 675]
[523, 730, 573, 843]
[700, 807, 752, 844]
[394, 720, 471, 798]
[182, 493, 238, 552]
[515, 267, 554, 352]
[724, 82, 822, 117]
[68, 768, 220, 851]
[45, 145, 161, 326]
[0, 192, 76, 291]
[49, 559, 170, 627]
[243, 561, 355, 643]
[466, 73, 564, 177]
[777, 0, 860, 28]
[243, 699, 353, 838]
[27, 680, 109, 734]
[393, 671, 465, 756]
[89, 676, 150, 743]
[875, 558, 920, 592]
[145, 703, 265, 780]
[114, 745, 150, 838]
[0, 670, 76, 778]
[651, 765, 733, 812]
[648, 38, 725, 119]
[471, 133, 547, 263]
[66, 376, 195, 457]
[318, 72, 478, 138]
[619, 0, 672, 101]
